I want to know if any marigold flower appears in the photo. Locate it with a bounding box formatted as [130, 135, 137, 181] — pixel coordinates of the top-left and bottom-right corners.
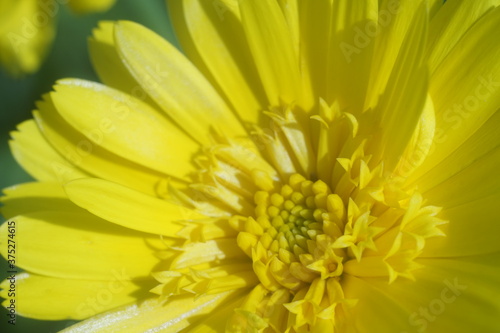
[1, 0, 500, 332]
[0, 0, 116, 76]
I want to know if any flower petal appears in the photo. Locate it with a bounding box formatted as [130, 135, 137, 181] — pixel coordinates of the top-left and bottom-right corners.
[168, 0, 266, 124]
[184, 296, 244, 332]
[327, 0, 378, 112]
[88, 21, 157, 107]
[423, 146, 500, 209]
[61, 291, 245, 333]
[64, 178, 205, 237]
[297, 0, 333, 101]
[0, 211, 163, 280]
[341, 274, 410, 332]
[9, 120, 90, 183]
[364, 253, 500, 332]
[238, 0, 307, 107]
[374, 3, 429, 172]
[422, 191, 500, 257]
[51, 79, 199, 181]
[0, 272, 146, 320]
[429, 0, 445, 18]
[427, 0, 500, 73]
[0, 182, 76, 219]
[365, 0, 426, 109]
[407, 108, 500, 195]
[34, 95, 180, 196]
[418, 6, 500, 178]
[171, 239, 248, 270]
[114, 20, 247, 143]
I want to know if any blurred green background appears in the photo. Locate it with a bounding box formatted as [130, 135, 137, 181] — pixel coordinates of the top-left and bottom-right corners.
[0, 1, 176, 331]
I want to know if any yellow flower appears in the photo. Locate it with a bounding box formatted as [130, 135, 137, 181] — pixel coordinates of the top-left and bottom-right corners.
[1, 0, 500, 332]
[0, 0, 116, 76]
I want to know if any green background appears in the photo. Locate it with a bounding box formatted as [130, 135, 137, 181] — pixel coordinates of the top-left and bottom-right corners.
[0, 1, 176, 331]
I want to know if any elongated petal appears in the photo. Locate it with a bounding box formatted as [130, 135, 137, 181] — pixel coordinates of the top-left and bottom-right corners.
[374, 3, 428, 172]
[61, 291, 245, 333]
[34, 95, 181, 197]
[185, 296, 244, 332]
[0, 273, 145, 320]
[171, 239, 248, 270]
[327, 0, 378, 112]
[238, 0, 303, 107]
[0, 211, 163, 280]
[51, 79, 199, 180]
[427, 0, 500, 73]
[363, 253, 500, 332]
[9, 120, 90, 183]
[429, 0, 445, 18]
[114, 21, 246, 143]
[364, 0, 426, 109]
[406, 110, 500, 196]
[418, 6, 500, 177]
[341, 275, 410, 332]
[422, 191, 500, 257]
[297, 0, 333, 101]
[65, 178, 205, 236]
[0, 182, 76, 219]
[88, 21, 157, 107]
[423, 147, 500, 209]
[168, 0, 266, 124]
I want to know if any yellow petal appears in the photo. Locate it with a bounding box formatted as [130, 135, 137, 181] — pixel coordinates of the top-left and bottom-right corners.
[393, 97, 435, 178]
[9, 120, 90, 183]
[375, 3, 429, 172]
[61, 291, 245, 333]
[66, 0, 116, 14]
[238, 0, 304, 107]
[64, 178, 205, 236]
[427, 0, 500, 73]
[406, 111, 500, 195]
[277, 0, 300, 57]
[114, 20, 246, 144]
[298, 0, 333, 101]
[0, 272, 145, 320]
[51, 79, 199, 181]
[363, 253, 500, 332]
[88, 21, 157, 107]
[171, 239, 248, 270]
[168, 0, 266, 124]
[365, 0, 426, 109]
[418, 6, 500, 178]
[186, 296, 244, 333]
[429, 0, 445, 18]
[341, 274, 410, 332]
[0, 211, 162, 280]
[328, 0, 378, 112]
[423, 146, 500, 209]
[0, 182, 76, 219]
[422, 191, 500, 257]
[34, 95, 180, 196]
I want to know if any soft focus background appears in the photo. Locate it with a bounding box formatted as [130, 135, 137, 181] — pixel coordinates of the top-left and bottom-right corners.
[0, 1, 176, 331]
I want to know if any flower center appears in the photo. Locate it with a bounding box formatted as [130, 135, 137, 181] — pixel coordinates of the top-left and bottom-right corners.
[233, 174, 347, 292]
[156, 104, 447, 329]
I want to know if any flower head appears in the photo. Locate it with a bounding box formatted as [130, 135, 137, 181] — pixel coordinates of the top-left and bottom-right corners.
[0, 0, 116, 76]
[1, 0, 500, 332]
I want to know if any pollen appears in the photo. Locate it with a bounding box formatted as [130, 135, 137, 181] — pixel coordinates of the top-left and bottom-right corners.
[229, 168, 447, 327]
[234, 173, 347, 291]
